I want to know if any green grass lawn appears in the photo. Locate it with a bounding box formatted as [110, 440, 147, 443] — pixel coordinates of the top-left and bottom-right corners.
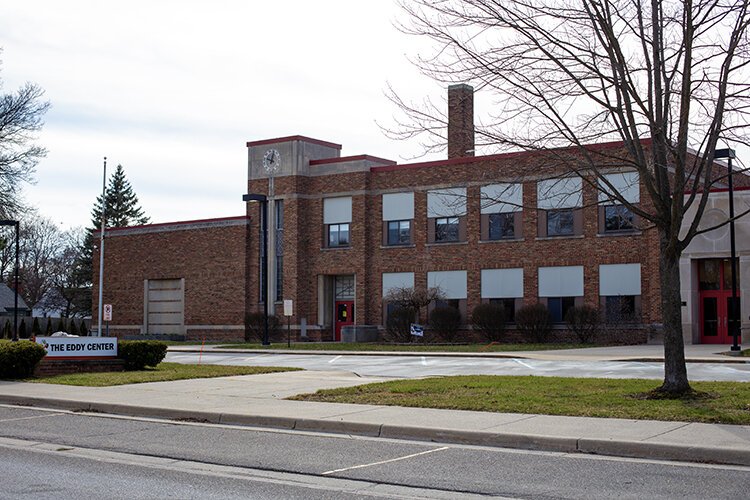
[216, 342, 591, 352]
[289, 375, 750, 424]
[28, 362, 301, 387]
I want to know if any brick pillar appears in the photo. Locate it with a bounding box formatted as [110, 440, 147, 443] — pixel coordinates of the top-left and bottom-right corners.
[447, 84, 474, 159]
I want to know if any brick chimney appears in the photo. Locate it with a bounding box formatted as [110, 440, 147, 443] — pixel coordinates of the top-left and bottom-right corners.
[447, 84, 474, 159]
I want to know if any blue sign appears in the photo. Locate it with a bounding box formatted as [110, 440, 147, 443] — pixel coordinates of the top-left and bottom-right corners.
[410, 323, 424, 337]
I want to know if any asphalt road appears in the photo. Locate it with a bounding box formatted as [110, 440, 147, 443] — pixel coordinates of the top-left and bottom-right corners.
[1, 405, 748, 499]
[165, 351, 750, 381]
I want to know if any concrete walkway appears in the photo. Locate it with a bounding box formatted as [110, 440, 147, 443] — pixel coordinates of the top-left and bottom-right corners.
[1, 367, 748, 467]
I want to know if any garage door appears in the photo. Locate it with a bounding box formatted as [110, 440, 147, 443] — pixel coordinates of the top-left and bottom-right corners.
[146, 279, 184, 334]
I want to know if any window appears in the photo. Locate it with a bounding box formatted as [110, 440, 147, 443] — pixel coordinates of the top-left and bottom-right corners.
[547, 296, 576, 323]
[328, 223, 350, 247]
[489, 213, 515, 240]
[435, 217, 459, 242]
[489, 298, 516, 323]
[604, 295, 636, 322]
[435, 299, 460, 310]
[603, 205, 634, 232]
[546, 209, 574, 236]
[387, 220, 411, 245]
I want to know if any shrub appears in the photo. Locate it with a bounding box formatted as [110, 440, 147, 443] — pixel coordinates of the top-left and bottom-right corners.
[31, 317, 41, 337]
[471, 303, 506, 342]
[429, 306, 462, 343]
[56, 317, 66, 333]
[565, 305, 601, 344]
[18, 318, 27, 339]
[44, 319, 52, 335]
[79, 321, 88, 336]
[516, 303, 552, 343]
[385, 306, 417, 343]
[0, 340, 47, 379]
[68, 319, 79, 336]
[117, 340, 167, 370]
[244, 312, 281, 342]
[2, 320, 10, 339]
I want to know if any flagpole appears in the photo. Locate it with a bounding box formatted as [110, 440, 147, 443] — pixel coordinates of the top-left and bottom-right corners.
[97, 157, 107, 337]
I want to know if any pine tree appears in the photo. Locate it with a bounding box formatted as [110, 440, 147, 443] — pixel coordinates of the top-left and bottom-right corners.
[2, 320, 9, 339]
[79, 320, 88, 337]
[68, 319, 79, 336]
[44, 317, 52, 335]
[18, 318, 27, 339]
[74, 164, 150, 316]
[56, 317, 65, 333]
[31, 317, 41, 336]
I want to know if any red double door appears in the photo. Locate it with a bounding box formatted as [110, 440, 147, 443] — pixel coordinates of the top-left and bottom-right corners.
[699, 259, 741, 344]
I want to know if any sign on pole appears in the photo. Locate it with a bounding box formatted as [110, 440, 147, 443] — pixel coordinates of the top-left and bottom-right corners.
[410, 324, 424, 337]
[103, 304, 113, 322]
[283, 299, 293, 317]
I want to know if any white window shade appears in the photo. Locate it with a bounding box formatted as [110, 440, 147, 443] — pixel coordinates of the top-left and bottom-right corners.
[323, 196, 352, 224]
[382, 192, 414, 221]
[427, 188, 467, 217]
[428, 270, 467, 299]
[537, 178, 582, 209]
[382, 272, 415, 297]
[598, 171, 640, 203]
[538, 266, 584, 297]
[481, 268, 523, 298]
[599, 264, 641, 295]
[481, 184, 523, 214]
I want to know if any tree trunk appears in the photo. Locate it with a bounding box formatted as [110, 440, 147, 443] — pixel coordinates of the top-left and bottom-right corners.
[658, 231, 692, 394]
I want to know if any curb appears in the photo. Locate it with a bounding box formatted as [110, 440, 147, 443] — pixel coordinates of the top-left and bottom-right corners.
[3, 395, 749, 467]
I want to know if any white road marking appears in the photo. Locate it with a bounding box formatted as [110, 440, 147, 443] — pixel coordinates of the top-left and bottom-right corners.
[513, 359, 535, 369]
[421, 356, 427, 366]
[328, 355, 342, 364]
[322, 446, 450, 475]
[0, 413, 64, 423]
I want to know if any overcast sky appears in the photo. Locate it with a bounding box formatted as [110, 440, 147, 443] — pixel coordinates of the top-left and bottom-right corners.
[1, 1, 449, 229]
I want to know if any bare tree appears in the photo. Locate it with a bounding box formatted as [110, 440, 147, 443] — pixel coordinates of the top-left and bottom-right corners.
[15, 214, 62, 310]
[0, 51, 50, 218]
[391, 0, 750, 395]
[384, 285, 445, 323]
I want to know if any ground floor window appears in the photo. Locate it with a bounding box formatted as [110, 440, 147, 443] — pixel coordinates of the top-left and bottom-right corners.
[489, 298, 516, 323]
[547, 296, 576, 323]
[603, 295, 637, 322]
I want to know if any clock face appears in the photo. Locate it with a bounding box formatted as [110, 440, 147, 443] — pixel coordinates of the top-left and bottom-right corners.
[263, 149, 280, 173]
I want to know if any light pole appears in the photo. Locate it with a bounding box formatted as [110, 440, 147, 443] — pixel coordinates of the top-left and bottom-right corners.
[714, 148, 741, 352]
[243, 193, 270, 346]
[97, 157, 107, 337]
[0, 220, 19, 342]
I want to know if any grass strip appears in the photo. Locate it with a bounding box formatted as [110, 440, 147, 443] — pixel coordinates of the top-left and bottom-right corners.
[216, 342, 591, 352]
[28, 362, 301, 387]
[289, 375, 750, 425]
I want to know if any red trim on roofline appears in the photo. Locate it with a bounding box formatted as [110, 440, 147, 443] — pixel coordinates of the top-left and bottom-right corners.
[246, 135, 342, 150]
[371, 138, 654, 173]
[310, 154, 396, 166]
[99, 215, 249, 234]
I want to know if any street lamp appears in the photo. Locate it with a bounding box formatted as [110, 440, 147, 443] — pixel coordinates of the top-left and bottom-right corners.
[0, 219, 20, 342]
[243, 193, 270, 346]
[714, 148, 741, 352]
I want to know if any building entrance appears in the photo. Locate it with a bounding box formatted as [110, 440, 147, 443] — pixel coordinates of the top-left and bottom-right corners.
[333, 275, 355, 341]
[698, 259, 741, 344]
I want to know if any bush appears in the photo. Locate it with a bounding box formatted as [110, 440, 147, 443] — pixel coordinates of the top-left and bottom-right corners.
[471, 303, 507, 342]
[56, 317, 66, 333]
[244, 312, 281, 342]
[44, 319, 52, 335]
[516, 303, 552, 343]
[385, 306, 417, 343]
[79, 321, 88, 336]
[0, 340, 47, 379]
[117, 340, 167, 370]
[31, 317, 41, 337]
[429, 306, 462, 343]
[68, 319, 79, 336]
[565, 305, 601, 343]
[2, 320, 10, 339]
[18, 318, 28, 339]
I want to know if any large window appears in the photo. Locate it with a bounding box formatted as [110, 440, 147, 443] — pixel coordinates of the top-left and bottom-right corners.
[328, 223, 350, 247]
[428, 188, 466, 243]
[489, 298, 517, 323]
[427, 270, 468, 319]
[481, 268, 523, 323]
[481, 183, 522, 241]
[599, 263, 641, 323]
[537, 178, 582, 238]
[547, 297, 576, 323]
[323, 197, 352, 248]
[538, 265, 584, 323]
[599, 171, 639, 233]
[435, 217, 459, 242]
[383, 192, 414, 246]
[387, 220, 411, 245]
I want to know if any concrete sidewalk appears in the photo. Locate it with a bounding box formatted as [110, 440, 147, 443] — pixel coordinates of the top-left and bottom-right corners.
[1, 369, 749, 467]
[168, 343, 748, 363]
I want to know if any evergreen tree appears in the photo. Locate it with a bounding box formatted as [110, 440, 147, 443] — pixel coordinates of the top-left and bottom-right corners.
[31, 317, 41, 336]
[79, 320, 88, 336]
[68, 319, 78, 336]
[2, 319, 9, 339]
[74, 164, 150, 316]
[18, 318, 27, 338]
[56, 317, 65, 333]
[44, 317, 52, 335]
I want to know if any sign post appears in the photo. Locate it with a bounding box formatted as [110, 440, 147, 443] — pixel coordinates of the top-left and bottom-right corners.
[103, 304, 113, 337]
[283, 300, 293, 348]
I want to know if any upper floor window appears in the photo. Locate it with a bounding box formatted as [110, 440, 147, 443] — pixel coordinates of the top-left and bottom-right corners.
[481, 183, 522, 240]
[323, 196, 352, 248]
[382, 192, 414, 246]
[598, 171, 639, 234]
[537, 178, 582, 238]
[428, 188, 467, 244]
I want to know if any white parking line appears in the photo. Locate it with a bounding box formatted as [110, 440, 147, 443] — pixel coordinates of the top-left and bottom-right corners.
[421, 356, 427, 366]
[328, 355, 342, 364]
[0, 413, 64, 423]
[513, 358, 535, 369]
[322, 446, 450, 475]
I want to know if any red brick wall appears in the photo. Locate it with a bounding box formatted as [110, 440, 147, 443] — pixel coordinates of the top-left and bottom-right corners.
[93, 219, 249, 341]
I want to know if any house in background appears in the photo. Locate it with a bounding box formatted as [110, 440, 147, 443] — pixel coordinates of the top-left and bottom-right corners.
[0, 283, 30, 319]
[93, 85, 749, 345]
